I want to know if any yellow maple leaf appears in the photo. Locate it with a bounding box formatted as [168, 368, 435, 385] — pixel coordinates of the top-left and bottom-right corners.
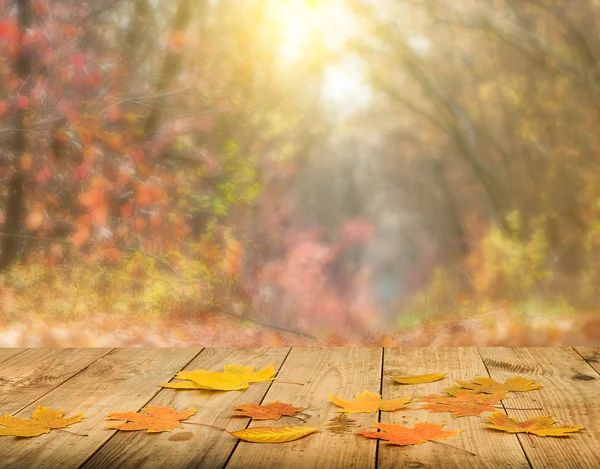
[483, 411, 584, 437]
[456, 376, 541, 394]
[387, 372, 447, 385]
[329, 391, 411, 413]
[223, 363, 276, 383]
[160, 363, 275, 391]
[230, 426, 319, 443]
[0, 406, 84, 437]
[107, 406, 196, 433]
[161, 370, 249, 391]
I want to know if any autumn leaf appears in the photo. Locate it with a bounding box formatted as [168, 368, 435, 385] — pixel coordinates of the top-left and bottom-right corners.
[359, 422, 462, 446]
[482, 411, 584, 437]
[456, 376, 541, 394]
[230, 426, 318, 443]
[329, 391, 411, 413]
[106, 405, 196, 433]
[0, 406, 84, 437]
[327, 413, 359, 433]
[160, 363, 275, 391]
[419, 389, 505, 418]
[387, 372, 447, 385]
[231, 401, 306, 421]
[161, 370, 249, 391]
[223, 363, 275, 383]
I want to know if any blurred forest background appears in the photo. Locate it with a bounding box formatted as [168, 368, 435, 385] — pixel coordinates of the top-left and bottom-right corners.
[1, 0, 599, 346]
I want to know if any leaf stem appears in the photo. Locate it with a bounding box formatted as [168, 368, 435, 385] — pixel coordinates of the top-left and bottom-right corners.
[182, 421, 226, 431]
[431, 440, 476, 456]
[525, 433, 536, 447]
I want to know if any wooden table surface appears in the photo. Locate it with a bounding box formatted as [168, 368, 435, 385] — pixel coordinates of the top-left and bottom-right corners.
[0, 347, 598, 469]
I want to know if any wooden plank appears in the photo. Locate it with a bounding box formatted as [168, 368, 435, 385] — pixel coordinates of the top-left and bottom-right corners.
[0, 348, 111, 414]
[379, 347, 531, 469]
[573, 347, 600, 375]
[0, 348, 26, 365]
[225, 347, 383, 469]
[0, 348, 200, 469]
[478, 347, 600, 469]
[81, 347, 290, 469]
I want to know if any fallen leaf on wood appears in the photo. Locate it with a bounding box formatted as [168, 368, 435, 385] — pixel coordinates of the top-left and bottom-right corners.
[456, 376, 541, 394]
[160, 363, 275, 391]
[106, 406, 196, 433]
[0, 406, 84, 437]
[359, 422, 462, 445]
[327, 414, 359, 433]
[161, 369, 249, 391]
[419, 389, 505, 417]
[387, 372, 447, 384]
[231, 401, 306, 421]
[230, 426, 319, 443]
[482, 411, 584, 437]
[329, 391, 411, 413]
[223, 363, 276, 383]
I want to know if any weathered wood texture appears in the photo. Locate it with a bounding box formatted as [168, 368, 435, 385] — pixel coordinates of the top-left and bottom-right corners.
[379, 347, 531, 469]
[82, 348, 290, 469]
[226, 347, 383, 469]
[0, 348, 111, 414]
[0, 347, 596, 469]
[0, 348, 200, 469]
[478, 347, 600, 469]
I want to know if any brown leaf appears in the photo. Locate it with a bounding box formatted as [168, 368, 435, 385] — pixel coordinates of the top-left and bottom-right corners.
[106, 405, 196, 433]
[231, 401, 306, 421]
[419, 389, 505, 417]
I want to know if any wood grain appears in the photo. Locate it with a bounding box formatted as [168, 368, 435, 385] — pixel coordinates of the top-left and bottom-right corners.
[379, 347, 530, 469]
[573, 347, 600, 375]
[82, 347, 290, 469]
[0, 348, 111, 414]
[0, 348, 26, 365]
[478, 347, 600, 469]
[225, 347, 383, 469]
[0, 348, 200, 469]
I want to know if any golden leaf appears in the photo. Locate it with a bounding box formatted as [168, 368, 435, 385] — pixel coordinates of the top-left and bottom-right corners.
[457, 376, 541, 394]
[160, 363, 275, 391]
[107, 405, 196, 433]
[223, 363, 276, 383]
[230, 426, 318, 443]
[360, 422, 462, 446]
[482, 411, 584, 437]
[161, 370, 249, 391]
[387, 373, 447, 385]
[329, 391, 411, 413]
[0, 406, 84, 437]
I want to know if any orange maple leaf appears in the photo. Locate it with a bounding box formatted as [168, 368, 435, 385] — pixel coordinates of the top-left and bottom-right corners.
[418, 389, 505, 418]
[0, 405, 84, 437]
[359, 422, 462, 446]
[456, 376, 541, 394]
[483, 411, 584, 437]
[329, 391, 411, 413]
[231, 401, 306, 421]
[106, 405, 196, 433]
